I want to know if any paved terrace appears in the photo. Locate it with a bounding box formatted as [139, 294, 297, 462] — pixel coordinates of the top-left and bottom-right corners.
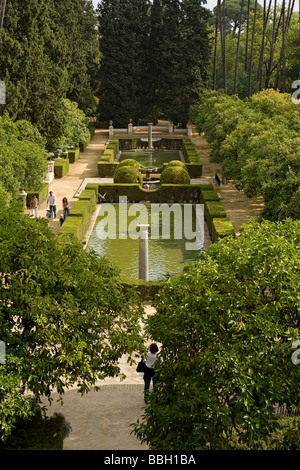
[33, 127, 263, 450]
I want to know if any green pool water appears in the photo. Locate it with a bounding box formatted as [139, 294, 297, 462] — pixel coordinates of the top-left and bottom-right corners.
[119, 150, 181, 168]
[87, 204, 203, 280]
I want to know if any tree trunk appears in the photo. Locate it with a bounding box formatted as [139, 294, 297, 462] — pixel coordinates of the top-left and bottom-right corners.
[220, 0, 227, 92]
[282, 0, 286, 91]
[247, 0, 258, 97]
[265, 0, 279, 87]
[213, 0, 221, 90]
[274, 0, 294, 90]
[0, 0, 6, 40]
[258, 0, 272, 91]
[245, 0, 251, 71]
[233, 0, 244, 94]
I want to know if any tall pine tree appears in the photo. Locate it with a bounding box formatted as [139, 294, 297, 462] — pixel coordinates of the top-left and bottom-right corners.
[97, 0, 211, 127]
[97, 0, 150, 127]
[0, 0, 99, 142]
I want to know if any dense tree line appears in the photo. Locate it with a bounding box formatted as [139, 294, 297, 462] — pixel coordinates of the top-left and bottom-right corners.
[96, 0, 212, 127]
[211, 0, 299, 97]
[0, 201, 145, 442]
[190, 88, 300, 221]
[0, 0, 99, 144]
[133, 217, 300, 449]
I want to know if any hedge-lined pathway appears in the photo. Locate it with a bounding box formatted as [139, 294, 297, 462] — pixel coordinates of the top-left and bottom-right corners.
[26, 129, 109, 234]
[40, 126, 264, 450]
[191, 132, 264, 233]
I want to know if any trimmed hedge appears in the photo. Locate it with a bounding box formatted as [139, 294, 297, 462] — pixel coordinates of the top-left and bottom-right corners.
[0, 412, 70, 450]
[212, 217, 235, 242]
[204, 200, 227, 232]
[84, 183, 99, 194]
[106, 139, 119, 158]
[68, 147, 80, 163]
[68, 200, 91, 235]
[59, 188, 97, 240]
[85, 183, 203, 204]
[121, 278, 163, 301]
[79, 189, 97, 213]
[181, 138, 203, 177]
[185, 162, 203, 178]
[102, 148, 115, 161]
[98, 162, 119, 177]
[54, 158, 69, 178]
[59, 215, 85, 240]
[200, 189, 220, 203]
[26, 182, 49, 207]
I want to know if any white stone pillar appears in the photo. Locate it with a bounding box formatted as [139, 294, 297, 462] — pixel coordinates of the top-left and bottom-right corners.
[19, 190, 27, 209]
[46, 161, 54, 183]
[148, 122, 153, 150]
[169, 122, 173, 134]
[137, 224, 150, 281]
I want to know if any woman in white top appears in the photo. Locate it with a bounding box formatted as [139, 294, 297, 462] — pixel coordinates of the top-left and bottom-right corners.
[144, 343, 159, 401]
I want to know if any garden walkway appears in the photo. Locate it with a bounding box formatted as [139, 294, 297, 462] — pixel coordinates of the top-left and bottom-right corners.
[39, 127, 264, 450]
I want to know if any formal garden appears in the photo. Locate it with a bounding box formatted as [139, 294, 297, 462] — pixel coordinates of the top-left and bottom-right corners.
[0, 0, 300, 452]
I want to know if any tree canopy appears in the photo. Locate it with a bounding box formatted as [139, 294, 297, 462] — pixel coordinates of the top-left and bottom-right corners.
[96, 0, 211, 127]
[0, 201, 145, 442]
[0, 0, 99, 143]
[0, 114, 48, 203]
[210, 0, 299, 97]
[190, 88, 300, 221]
[133, 218, 300, 450]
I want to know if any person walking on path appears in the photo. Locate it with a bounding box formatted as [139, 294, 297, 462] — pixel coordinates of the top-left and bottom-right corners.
[143, 343, 159, 402]
[47, 191, 56, 219]
[62, 197, 70, 219]
[30, 195, 38, 218]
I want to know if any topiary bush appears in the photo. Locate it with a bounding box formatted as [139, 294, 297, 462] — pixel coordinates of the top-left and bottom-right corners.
[118, 159, 142, 168]
[160, 165, 190, 185]
[166, 160, 187, 170]
[114, 165, 143, 184]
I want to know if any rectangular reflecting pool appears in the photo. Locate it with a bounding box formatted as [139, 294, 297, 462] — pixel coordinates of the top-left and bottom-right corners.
[87, 203, 204, 280]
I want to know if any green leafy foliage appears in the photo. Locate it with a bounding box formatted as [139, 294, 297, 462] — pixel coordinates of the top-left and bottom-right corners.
[160, 165, 190, 185]
[132, 218, 300, 450]
[0, 201, 145, 442]
[191, 89, 300, 220]
[97, 0, 211, 126]
[0, 114, 48, 201]
[0, 0, 99, 142]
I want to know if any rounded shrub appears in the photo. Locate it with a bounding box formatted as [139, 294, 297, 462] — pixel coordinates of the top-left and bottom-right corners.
[166, 160, 187, 170]
[118, 159, 141, 168]
[114, 165, 143, 184]
[160, 166, 190, 185]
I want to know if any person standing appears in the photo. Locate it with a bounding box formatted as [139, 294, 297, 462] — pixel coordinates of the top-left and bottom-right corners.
[30, 195, 38, 218]
[47, 191, 56, 219]
[62, 197, 70, 219]
[143, 343, 159, 402]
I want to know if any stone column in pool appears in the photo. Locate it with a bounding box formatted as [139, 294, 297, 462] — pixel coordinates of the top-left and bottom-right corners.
[148, 122, 153, 150]
[137, 224, 150, 281]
